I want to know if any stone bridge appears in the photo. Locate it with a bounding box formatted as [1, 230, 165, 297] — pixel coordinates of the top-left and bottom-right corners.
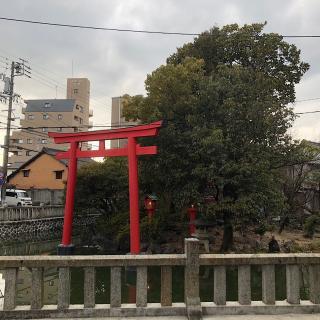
[0, 206, 100, 240]
[0, 239, 319, 319]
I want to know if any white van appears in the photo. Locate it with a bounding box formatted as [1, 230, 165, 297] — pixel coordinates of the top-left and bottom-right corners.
[5, 189, 32, 206]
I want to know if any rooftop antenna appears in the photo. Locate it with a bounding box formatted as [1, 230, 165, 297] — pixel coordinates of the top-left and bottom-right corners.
[71, 59, 74, 77]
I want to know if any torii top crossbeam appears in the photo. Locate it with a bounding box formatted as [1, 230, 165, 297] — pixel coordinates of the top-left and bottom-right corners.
[49, 121, 162, 255]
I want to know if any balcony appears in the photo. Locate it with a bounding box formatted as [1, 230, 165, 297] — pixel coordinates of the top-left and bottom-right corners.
[89, 109, 93, 117]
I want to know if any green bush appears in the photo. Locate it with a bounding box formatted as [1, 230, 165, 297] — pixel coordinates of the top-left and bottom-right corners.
[304, 214, 320, 238]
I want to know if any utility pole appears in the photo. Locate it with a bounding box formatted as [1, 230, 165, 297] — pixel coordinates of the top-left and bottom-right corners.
[0, 59, 30, 205]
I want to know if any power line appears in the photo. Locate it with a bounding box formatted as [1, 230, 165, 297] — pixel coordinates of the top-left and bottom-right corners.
[1, 16, 320, 38]
[294, 97, 320, 103]
[296, 110, 320, 115]
[0, 51, 111, 109]
[0, 17, 199, 36]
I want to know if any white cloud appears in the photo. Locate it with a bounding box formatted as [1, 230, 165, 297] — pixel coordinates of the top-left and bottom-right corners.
[0, 0, 320, 163]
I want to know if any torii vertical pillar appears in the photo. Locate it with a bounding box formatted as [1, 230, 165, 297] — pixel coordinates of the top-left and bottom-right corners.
[57, 142, 78, 255]
[128, 137, 140, 254]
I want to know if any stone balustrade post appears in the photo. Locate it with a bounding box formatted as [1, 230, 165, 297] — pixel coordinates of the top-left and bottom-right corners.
[161, 266, 172, 306]
[84, 267, 95, 308]
[58, 267, 70, 310]
[309, 264, 320, 304]
[136, 266, 148, 307]
[238, 265, 251, 305]
[31, 267, 44, 309]
[110, 267, 122, 308]
[286, 264, 300, 304]
[262, 265, 275, 305]
[184, 238, 202, 320]
[214, 266, 226, 305]
[3, 268, 18, 310]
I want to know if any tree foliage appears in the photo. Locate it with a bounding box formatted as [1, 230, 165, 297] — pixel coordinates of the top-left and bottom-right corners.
[122, 23, 310, 250]
[75, 158, 129, 214]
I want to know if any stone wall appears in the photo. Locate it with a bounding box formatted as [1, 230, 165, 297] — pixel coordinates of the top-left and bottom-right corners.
[0, 214, 99, 241]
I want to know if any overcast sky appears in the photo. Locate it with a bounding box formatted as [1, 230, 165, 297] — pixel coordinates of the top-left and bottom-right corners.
[0, 0, 319, 162]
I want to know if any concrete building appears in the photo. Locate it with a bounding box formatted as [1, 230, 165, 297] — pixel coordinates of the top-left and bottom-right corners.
[8, 78, 93, 170]
[110, 96, 138, 149]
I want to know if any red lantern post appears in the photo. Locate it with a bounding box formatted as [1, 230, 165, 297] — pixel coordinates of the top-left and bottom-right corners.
[144, 196, 156, 223]
[187, 204, 197, 235]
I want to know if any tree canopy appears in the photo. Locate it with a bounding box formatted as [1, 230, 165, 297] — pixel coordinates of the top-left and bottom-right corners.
[122, 23, 310, 250]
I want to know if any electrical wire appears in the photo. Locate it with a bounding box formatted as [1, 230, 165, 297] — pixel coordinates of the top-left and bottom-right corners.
[296, 110, 320, 115]
[1, 16, 320, 39]
[294, 97, 320, 103]
[0, 50, 111, 108]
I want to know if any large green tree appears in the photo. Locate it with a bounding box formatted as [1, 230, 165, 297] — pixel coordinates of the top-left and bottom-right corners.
[123, 23, 309, 251]
[75, 157, 129, 215]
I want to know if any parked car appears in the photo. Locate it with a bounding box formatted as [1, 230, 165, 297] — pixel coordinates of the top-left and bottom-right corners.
[4, 189, 32, 206]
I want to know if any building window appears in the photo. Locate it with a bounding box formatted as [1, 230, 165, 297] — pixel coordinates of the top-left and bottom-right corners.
[17, 151, 23, 156]
[74, 116, 79, 121]
[58, 114, 63, 120]
[79, 118, 83, 124]
[41, 139, 48, 144]
[73, 89, 78, 94]
[27, 139, 33, 144]
[42, 127, 48, 132]
[26, 151, 32, 156]
[79, 106, 83, 113]
[57, 127, 62, 132]
[18, 139, 23, 144]
[28, 114, 34, 120]
[74, 127, 78, 132]
[44, 102, 51, 108]
[43, 114, 49, 120]
[55, 170, 63, 179]
[23, 169, 30, 177]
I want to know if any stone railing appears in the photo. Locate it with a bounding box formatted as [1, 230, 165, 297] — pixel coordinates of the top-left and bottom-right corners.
[0, 206, 64, 222]
[0, 238, 319, 319]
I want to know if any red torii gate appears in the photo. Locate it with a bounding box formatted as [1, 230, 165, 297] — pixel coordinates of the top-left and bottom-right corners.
[49, 121, 162, 255]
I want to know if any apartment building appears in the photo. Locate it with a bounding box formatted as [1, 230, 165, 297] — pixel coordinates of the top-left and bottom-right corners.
[8, 78, 93, 171]
[110, 96, 138, 149]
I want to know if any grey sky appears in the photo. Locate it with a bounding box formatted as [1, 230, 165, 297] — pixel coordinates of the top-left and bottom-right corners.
[0, 0, 319, 162]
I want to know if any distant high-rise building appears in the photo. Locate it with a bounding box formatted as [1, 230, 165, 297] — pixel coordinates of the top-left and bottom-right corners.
[110, 96, 138, 149]
[8, 78, 93, 171]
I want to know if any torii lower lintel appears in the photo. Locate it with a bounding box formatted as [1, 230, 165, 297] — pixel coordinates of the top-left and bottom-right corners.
[49, 121, 162, 255]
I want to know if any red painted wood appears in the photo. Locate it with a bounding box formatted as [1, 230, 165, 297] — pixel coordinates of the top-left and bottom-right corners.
[99, 140, 105, 150]
[56, 145, 157, 160]
[62, 142, 78, 246]
[187, 207, 197, 236]
[48, 121, 162, 144]
[128, 137, 140, 254]
[50, 121, 162, 253]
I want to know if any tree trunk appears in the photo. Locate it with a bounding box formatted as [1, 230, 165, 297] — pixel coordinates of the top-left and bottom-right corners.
[220, 212, 234, 252]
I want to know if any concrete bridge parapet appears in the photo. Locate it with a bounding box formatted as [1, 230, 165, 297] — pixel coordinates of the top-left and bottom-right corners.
[0, 239, 319, 319]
